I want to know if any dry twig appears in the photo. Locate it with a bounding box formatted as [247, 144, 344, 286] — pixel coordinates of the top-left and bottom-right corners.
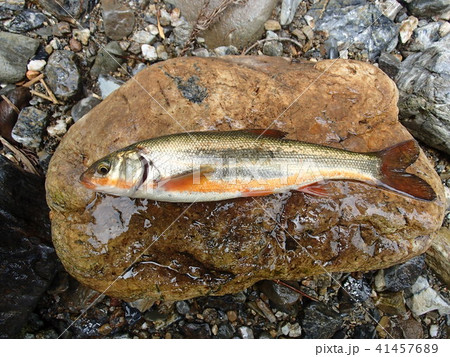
[0, 136, 40, 176]
[1, 95, 20, 114]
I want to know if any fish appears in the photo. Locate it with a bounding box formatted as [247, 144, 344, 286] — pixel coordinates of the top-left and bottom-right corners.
[80, 129, 436, 203]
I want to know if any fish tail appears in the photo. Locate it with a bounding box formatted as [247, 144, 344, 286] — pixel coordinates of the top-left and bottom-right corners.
[377, 140, 436, 201]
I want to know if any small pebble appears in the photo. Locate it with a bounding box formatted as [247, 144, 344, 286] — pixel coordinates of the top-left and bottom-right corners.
[238, 326, 254, 339]
[227, 310, 237, 322]
[264, 20, 281, 31]
[69, 38, 82, 52]
[159, 9, 171, 26]
[429, 324, 439, 338]
[439, 21, 450, 37]
[27, 59, 46, 72]
[72, 29, 90, 45]
[141, 44, 157, 61]
[399, 16, 419, 43]
[47, 119, 68, 137]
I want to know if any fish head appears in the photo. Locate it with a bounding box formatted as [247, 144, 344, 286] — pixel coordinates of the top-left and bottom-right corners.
[80, 150, 145, 196]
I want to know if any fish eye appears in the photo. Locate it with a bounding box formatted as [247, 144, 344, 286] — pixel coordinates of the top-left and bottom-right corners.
[96, 161, 111, 175]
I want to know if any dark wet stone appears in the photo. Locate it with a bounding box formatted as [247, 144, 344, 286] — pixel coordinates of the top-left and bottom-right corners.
[11, 106, 48, 149]
[407, 0, 450, 17]
[71, 96, 101, 122]
[123, 303, 142, 326]
[0, 31, 39, 83]
[375, 291, 407, 316]
[180, 322, 212, 339]
[216, 322, 234, 338]
[90, 41, 125, 78]
[36, 0, 94, 20]
[375, 255, 425, 292]
[258, 280, 301, 310]
[341, 276, 371, 302]
[5, 9, 47, 33]
[396, 35, 450, 154]
[301, 302, 343, 339]
[353, 324, 376, 339]
[307, 0, 398, 60]
[45, 50, 80, 100]
[378, 52, 401, 79]
[197, 295, 243, 312]
[0, 156, 56, 338]
[175, 300, 190, 315]
[169, 75, 208, 104]
[102, 0, 135, 40]
[0, 86, 31, 143]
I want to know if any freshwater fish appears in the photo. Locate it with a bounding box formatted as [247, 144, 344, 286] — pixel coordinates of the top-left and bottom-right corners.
[80, 129, 436, 202]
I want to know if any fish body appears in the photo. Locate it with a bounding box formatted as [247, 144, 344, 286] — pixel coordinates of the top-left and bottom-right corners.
[80, 129, 436, 202]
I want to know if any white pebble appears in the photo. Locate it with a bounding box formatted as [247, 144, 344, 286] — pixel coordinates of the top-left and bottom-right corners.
[72, 29, 90, 45]
[429, 324, 439, 338]
[47, 119, 67, 137]
[141, 45, 157, 61]
[27, 59, 46, 72]
[399, 16, 418, 43]
[439, 21, 450, 38]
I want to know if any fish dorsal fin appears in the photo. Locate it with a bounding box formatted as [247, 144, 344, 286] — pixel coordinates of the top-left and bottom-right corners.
[158, 165, 214, 191]
[241, 129, 288, 139]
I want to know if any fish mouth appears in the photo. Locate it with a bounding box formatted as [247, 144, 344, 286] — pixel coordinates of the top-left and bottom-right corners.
[80, 172, 96, 189]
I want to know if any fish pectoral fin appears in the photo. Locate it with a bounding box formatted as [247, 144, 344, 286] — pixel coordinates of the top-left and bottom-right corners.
[157, 166, 213, 191]
[240, 129, 288, 139]
[296, 182, 330, 197]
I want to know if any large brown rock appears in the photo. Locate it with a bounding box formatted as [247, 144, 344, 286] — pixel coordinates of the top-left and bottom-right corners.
[46, 57, 446, 301]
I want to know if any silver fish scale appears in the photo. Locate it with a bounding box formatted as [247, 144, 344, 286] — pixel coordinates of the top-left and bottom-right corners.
[137, 131, 381, 182]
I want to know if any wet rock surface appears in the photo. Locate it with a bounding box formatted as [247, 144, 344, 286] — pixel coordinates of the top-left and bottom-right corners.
[45, 51, 80, 100]
[0, 31, 39, 83]
[11, 106, 48, 149]
[396, 35, 450, 155]
[0, 156, 56, 338]
[307, 0, 399, 60]
[46, 56, 445, 302]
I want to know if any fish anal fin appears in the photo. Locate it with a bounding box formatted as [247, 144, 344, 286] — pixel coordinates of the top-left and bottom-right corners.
[296, 182, 330, 197]
[241, 189, 274, 197]
[242, 129, 288, 139]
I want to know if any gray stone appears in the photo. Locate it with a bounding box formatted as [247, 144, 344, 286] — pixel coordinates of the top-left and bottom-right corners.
[238, 326, 254, 339]
[213, 45, 238, 56]
[306, 0, 399, 61]
[98, 74, 124, 99]
[396, 35, 450, 154]
[11, 107, 48, 149]
[217, 322, 234, 338]
[378, 52, 401, 79]
[342, 276, 371, 302]
[36, 0, 90, 20]
[409, 22, 440, 52]
[102, 0, 135, 40]
[90, 41, 125, 78]
[280, 0, 301, 26]
[141, 44, 157, 61]
[5, 9, 47, 33]
[405, 276, 450, 316]
[45, 50, 80, 100]
[407, 0, 450, 18]
[131, 30, 155, 44]
[192, 48, 210, 57]
[172, 17, 192, 46]
[0, 0, 25, 10]
[166, 0, 278, 48]
[258, 280, 300, 308]
[71, 96, 101, 122]
[0, 32, 39, 83]
[175, 300, 190, 315]
[301, 302, 343, 339]
[262, 40, 283, 56]
[374, 0, 403, 21]
[375, 255, 424, 292]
